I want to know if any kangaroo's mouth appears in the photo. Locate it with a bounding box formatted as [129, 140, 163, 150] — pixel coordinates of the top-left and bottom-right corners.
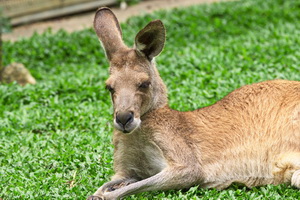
[113, 118, 141, 134]
[123, 130, 130, 134]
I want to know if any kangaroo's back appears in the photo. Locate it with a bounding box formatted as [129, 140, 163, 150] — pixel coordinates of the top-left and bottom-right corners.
[202, 79, 300, 140]
[195, 80, 300, 137]
[191, 79, 300, 160]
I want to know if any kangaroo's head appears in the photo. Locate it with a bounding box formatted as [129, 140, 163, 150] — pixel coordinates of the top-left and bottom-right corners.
[94, 8, 168, 134]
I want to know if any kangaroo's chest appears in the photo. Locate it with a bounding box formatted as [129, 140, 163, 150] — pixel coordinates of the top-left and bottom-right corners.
[114, 135, 167, 179]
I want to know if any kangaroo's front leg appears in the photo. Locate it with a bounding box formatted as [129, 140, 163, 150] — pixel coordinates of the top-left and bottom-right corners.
[89, 166, 201, 200]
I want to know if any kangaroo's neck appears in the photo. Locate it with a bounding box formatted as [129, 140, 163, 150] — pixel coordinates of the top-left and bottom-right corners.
[149, 62, 168, 111]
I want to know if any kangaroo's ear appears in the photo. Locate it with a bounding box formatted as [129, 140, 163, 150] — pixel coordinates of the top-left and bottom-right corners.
[94, 7, 126, 60]
[135, 20, 166, 61]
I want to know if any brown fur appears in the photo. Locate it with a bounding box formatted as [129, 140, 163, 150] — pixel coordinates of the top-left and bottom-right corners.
[88, 7, 300, 200]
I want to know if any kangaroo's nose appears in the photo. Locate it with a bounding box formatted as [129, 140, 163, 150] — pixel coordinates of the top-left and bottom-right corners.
[116, 111, 134, 127]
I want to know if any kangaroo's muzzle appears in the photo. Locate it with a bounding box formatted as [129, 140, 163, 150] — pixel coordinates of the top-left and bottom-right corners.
[114, 111, 141, 133]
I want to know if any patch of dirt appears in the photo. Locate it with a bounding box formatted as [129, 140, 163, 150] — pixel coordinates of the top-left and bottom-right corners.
[3, 0, 221, 42]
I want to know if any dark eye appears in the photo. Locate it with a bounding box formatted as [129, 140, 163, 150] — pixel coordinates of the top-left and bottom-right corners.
[139, 81, 151, 89]
[105, 85, 115, 93]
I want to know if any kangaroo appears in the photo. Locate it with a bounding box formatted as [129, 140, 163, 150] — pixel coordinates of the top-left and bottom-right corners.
[88, 7, 300, 200]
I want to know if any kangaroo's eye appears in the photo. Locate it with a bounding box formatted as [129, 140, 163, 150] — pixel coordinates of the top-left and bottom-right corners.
[105, 85, 115, 93]
[139, 81, 151, 89]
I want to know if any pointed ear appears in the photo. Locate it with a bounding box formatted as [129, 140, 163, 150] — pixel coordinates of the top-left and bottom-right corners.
[135, 20, 166, 60]
[94, 7, 126, 60]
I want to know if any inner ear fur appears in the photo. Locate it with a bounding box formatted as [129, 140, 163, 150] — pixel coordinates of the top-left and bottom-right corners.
[94, 7, 126, 60]
[135, 20, 166, 60]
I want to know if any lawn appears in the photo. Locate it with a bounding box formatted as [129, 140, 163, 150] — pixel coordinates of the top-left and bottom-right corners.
[1, 0, 300, 199]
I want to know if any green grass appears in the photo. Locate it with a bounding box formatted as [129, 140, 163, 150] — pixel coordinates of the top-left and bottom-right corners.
[1, 0, 300, 199]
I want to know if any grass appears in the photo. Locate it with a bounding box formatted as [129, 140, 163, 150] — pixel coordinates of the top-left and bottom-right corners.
[1, 0, 300, 199]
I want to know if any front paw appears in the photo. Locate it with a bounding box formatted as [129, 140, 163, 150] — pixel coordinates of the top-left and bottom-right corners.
[87, 195, 104, 200]
[105, 180, 133, 192]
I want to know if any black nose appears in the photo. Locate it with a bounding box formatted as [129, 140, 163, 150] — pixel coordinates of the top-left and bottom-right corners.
[116, 111, 134, 127]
